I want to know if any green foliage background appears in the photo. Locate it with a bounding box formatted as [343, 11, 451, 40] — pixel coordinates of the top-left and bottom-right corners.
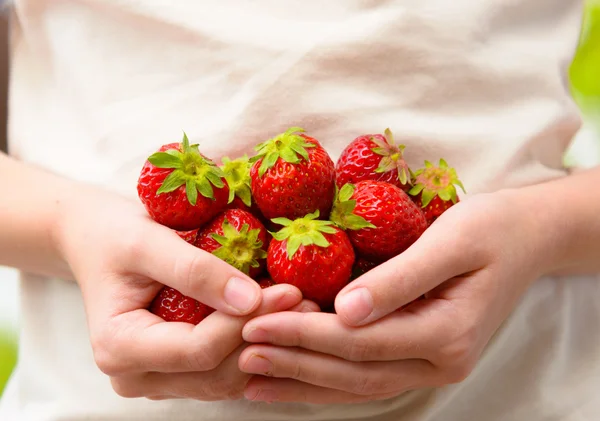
[0, 0, 599, 398]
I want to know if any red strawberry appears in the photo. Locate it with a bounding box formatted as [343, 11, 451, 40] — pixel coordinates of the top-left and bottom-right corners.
[351, 257, 380, 279]
[176, 229, 199, 244]
[257, 278, 277, 289]
[137, 133, 229, 231]
[195, 209, 268, 278]
[150, 286, 214, 324]
[335, 128, 412, 191]
[331, 181, 427, 261]
[267, 211, 355, 309]
[250, 127, 336, 221]
[409, 159, 466, 225]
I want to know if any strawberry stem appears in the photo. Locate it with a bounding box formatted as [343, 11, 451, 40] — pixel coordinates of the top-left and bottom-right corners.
[271, 210, 337, 259]
[148, 132, 225, 206]
[221, 155, 253, 207]
[330, 184, 377, 231]
[409, 159, 466, 208]
[211, 219, 267, 275]
[251, 127, 316, 177]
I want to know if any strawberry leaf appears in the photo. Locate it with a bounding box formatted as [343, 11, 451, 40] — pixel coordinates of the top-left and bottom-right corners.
[271, 210, 337, 259]
[186, 179, 198, 206]
[308, 231, 330, 248]
[286, 236, 303, 260]
[221, 155, 253, 207]
[338, 184, 355, 202]
[271, 217, 293, 226]
[345, 214, 377, 230]
[420, 189, 436, 208]
[253, 127, 316, 177]
[148, 152, 183, 169]
[408, 184, 425, 196]
[438, 188, 452, 202]
[208, 219, 267, 275]
[410, 158, 466, 207]
[330, 184, 376, 230]
[196, 178, 214, 200]
[156, 170, 186, 194]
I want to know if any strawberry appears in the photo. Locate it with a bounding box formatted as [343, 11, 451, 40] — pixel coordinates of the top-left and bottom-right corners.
[331, 181, 427, 261]
[176, 229, 199, 244]
[220, 155, 264, 216]
[267, 211, 355, 309]
[351, 257, 380, 279]
[150, 286, 214, 325]
[250, 127, 336, 221]
[409, 159, 466, 225]
[195, 209, 268, 278]
[137, 133, 229, 231]
[257, 278, 277, 289]
[335, 128, 412, 191]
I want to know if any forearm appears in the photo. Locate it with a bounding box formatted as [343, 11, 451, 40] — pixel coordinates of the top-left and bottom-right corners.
[0, 152, 74, 279]
[515, 165, 600, 276]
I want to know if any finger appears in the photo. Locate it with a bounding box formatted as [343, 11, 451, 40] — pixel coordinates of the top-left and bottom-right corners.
[127, 222, 263, 316]
[112, 346, 250, 401]
[334, 221, 486, 326]
[288, 300, 320, 313]
[239, 345, 435, 396]
[244, 377, 401, 404]
[242, 309, 449, 362]
[97, 284, 302, 375]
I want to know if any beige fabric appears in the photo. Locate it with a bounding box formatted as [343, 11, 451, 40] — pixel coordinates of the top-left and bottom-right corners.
[3, 1, 599, 420]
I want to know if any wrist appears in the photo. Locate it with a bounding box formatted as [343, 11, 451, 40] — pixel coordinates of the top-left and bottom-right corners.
[502, 181, 577, 277]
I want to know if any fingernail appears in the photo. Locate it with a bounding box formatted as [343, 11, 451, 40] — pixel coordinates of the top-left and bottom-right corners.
[246, 388, 278, 403]
[337, 287, 373, 325]
[243, 327, 270, 343]
[243, 354, 274, 376]
[224, 277, 260, 313]
[300, 304, 316, 313]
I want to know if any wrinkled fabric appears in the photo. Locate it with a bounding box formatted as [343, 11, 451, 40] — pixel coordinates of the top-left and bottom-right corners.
[3, 1, 599, 420]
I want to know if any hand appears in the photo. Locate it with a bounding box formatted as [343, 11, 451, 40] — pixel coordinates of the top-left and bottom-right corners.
[54, 187, 318, 400]
[238, 190, 551, 403]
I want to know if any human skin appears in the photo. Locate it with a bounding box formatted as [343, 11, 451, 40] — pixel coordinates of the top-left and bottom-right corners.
[0, 151, 319, 400]
[239, 166, 600, 403]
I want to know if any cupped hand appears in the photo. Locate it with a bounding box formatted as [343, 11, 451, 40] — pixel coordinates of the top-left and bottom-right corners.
[238, 190, 552, 403]
[54, 187, 318, 400]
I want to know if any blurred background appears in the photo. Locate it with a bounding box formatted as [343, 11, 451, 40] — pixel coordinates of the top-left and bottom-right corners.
[1, 0, 600, 397]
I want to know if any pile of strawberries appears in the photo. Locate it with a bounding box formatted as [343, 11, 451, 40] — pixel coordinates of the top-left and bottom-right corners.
[137, 127, 465, 322]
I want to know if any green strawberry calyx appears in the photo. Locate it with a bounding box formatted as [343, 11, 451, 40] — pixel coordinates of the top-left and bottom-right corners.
[211, 218, 267, 275]
[221, 155, 252, 207]
[251, 127, 316, 177]
[408, 159, 466, 208]
[329, 184, 377, 231]
[371, 128, 412, 186]
[148, 132, 225, 206]
[271, 210, 337, 260]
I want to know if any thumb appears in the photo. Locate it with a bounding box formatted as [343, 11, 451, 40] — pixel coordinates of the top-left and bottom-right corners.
[334, 222, 480, 326]
[130, 221, 263, 316]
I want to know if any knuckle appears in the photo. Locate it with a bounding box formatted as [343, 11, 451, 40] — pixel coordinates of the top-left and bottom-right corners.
[341, 336, 374, 362]
[445, 362, 475, 384]
[91, 327, 128, 377]
[290, 358, 314, 384]
[436, 327, 477, 366]
[199, 376, 244, 400]
[118, 226, 149, 264]
[434, 320, 478, 384]
[185, 340, 220, 371]
[175, 252, 211, 296]
[351, 371, 390, 396]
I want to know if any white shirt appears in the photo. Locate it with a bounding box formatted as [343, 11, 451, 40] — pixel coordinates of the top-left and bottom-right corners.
[3, 1, 600, 420]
